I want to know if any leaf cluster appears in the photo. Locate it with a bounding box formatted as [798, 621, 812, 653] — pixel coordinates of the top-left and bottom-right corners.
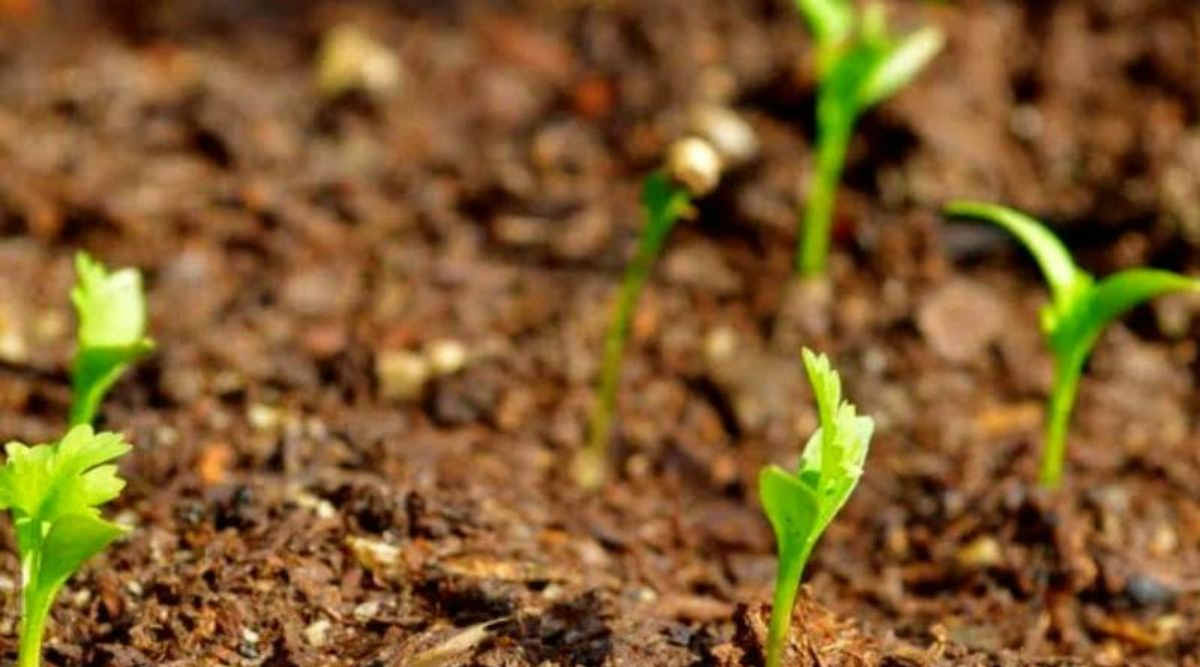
[0, 425, 130, 601]
[797, 0, 943, 129]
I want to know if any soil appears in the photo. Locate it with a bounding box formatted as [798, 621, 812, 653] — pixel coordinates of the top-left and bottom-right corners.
[1, 0, 1200, 665]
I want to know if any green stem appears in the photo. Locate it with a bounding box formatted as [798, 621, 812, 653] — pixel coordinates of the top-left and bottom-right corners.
[576, 223, 674, 487]
[797, 115, 852, 276]
[1041, 351, 1084, 489]
[574, 174, 690, 488]
[764, 544, 812, 667]
[18, 553, 51, 667]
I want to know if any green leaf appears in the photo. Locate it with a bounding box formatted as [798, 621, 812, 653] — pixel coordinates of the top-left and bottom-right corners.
[759, 464, 820, 564]
[70, 252, 154, 426]
[0, 425, 130, 523]
[944, 201, 1092, 312]
[859, 26, 944, 108]
[72, 252, 149, 350]
[798, 350, 874, 518]
[801, 348, 840, 469]
[1059, 269, 1200, 355]
[640, 171, 693, 248]
[37, 513, 125, 593]
[794, 0, 854, 47]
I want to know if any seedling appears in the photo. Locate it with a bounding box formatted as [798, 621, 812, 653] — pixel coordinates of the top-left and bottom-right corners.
[69, 252, 154, 426]
[760, 348, 873, 667]
[946, 201, 1200, 488]
[0, 251, 151, 665]
[571, 172, 693, 488]
[793, 0, 943, 275]
[0, 424, 132, 667]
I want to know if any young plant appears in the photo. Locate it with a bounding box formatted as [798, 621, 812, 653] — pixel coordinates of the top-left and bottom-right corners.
[793, 0, 943, 275]
[760, 348, 873, 667]
[0, 424, 132, 667]
[572, 172, 693, 488]
[945, 201, 1200, 488]
[69, 252, 154, 426]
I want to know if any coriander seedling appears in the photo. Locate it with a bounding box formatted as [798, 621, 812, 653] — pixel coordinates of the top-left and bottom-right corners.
[760, 348, 873, 667]
[69, 252, 154, 426]
[945, 201, 1200, 488]
[572, 172, 693, 488]
[794, 0, 943, 275]
[0, 424, 132, 667]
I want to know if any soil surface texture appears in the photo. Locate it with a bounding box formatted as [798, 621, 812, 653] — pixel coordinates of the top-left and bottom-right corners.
[2, 0, 1200, 665]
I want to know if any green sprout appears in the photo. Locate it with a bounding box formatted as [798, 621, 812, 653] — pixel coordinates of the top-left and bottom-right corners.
[69, 252, 154, 426]
[794, 0, 943, 275]
[0, 424, 131, 667]
[945, 201, 1200, 488]
[760, 348, 873, 667]
[571, 172, 693, 488]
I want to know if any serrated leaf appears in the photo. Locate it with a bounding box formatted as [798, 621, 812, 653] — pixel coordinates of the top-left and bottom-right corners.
[0, 425, 130, 524]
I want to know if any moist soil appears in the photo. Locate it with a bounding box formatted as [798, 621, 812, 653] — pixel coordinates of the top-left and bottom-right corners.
[2, 0, 1200, 665]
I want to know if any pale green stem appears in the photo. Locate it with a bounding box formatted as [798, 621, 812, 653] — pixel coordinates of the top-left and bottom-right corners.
[764, 542, 814, 667]
[797, 117, 852, 276]
[574, 204, 684, 488]
[18, 552, 52, 667]
[1041, 350, 1084, 489]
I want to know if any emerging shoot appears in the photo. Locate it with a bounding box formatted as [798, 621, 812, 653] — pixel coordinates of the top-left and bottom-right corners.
[574, 109, 756, 488]
[572, 172, 693, 488]
[0, 425, 132, 667]
[793, 0, 943, 275]
[69, 252, 154, 426]
[945, 201, 1200, 488]
[760, 348, 873, 667]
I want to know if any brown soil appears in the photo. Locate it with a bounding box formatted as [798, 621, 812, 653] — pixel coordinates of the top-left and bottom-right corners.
[1, 0, 1200, 665]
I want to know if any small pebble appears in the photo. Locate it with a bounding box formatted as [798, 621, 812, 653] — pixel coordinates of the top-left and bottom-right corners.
[1125, 573, 1177, 608]
[375, 349, 430, 401]
[353, 600, 380, 622]
[346, 536, 402, 573]
[426, 339, 467, 376]
[315, 24, 402, 98]
[304, 619, 331, 647]
[246, 404, 281, 432]
[956, 535, 1002, 570]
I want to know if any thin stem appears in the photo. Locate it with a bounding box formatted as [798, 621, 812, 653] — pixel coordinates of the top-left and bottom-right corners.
[575, 259, 656, 487]
[1040, 350, 1084, 489]
[764, 544, 812, 667]
[574, 175, 689, 488]
[18, 553, 50, 667]
[797, 117, 852, 276]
